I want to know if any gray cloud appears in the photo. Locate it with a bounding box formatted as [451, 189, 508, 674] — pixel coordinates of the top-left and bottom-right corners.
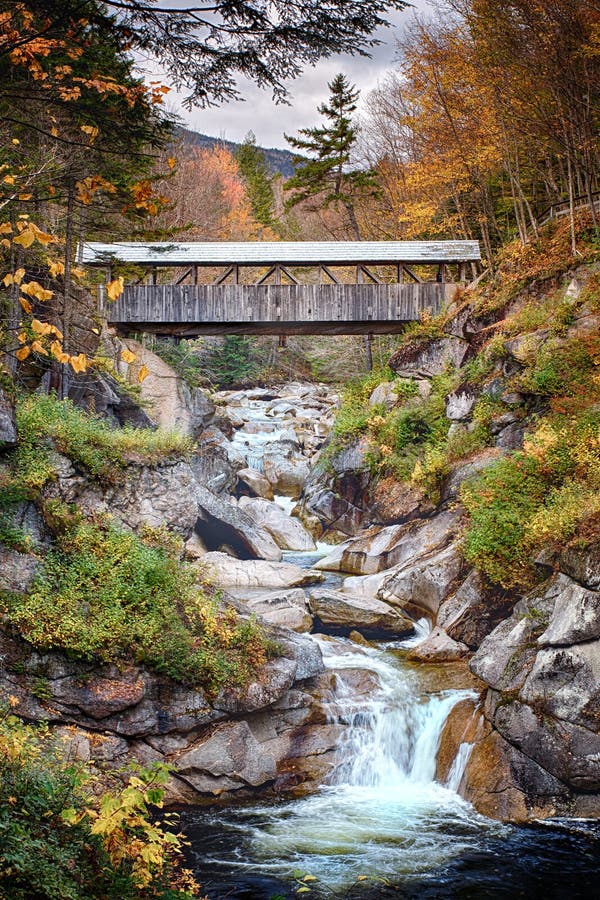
[157, 1, 432, 149]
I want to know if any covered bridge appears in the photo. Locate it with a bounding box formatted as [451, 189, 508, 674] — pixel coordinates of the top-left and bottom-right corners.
[82, 240, 482, 337]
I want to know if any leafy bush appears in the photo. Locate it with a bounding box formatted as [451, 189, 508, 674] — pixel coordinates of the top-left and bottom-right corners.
[1, 510, 271, 692]
[0, 707, 199, 899]
[13, 393, 194, 487]
[462, 412, 600, 587]
[323, 368, 418, 463]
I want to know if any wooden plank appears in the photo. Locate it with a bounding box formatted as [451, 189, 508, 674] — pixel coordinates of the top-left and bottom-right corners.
[107, 282, 447, 333]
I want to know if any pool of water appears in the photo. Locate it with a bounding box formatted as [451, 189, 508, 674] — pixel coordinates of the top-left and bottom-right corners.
[178, 637, 599, 899]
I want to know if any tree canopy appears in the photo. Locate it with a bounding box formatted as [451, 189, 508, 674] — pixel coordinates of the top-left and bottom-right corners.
[11, 1, 410, 107]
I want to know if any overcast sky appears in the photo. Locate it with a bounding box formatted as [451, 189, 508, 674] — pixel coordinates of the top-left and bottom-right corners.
[157, 1, 432, 150]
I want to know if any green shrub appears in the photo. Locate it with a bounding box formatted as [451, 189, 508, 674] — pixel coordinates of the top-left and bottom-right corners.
[0, 709, 198, 899]
[461, 411, 600, 587]
[1, 511, 271, 693]
[9, 393, 193, 490]
[322, 367, 414, 461]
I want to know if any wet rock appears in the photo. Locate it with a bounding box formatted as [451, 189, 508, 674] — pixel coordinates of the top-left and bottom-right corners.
[0, 387, 17, 447]
[199, 552, 324, 589]
[369, 477, 435, 526]
[244, 588, 313, 633]
[437, 570, 515, 649]
[435, 698, 482, 785]
[315, 510, 460, 577]
[309, 588, 414, 635]
[195, 485, 282, 560]
[461, 724, 566, 822]
[236, 467, 275, 500]
[0, 549, 39, 594]
[406, 627, 469, 662]
[389, 336, 469, 379]
[559, 541, 600, 591]
[537, 574, 600, 645]
[489, 694, 600, 792]
[378, 542, 467, 621]
[238, 496, 316, 551]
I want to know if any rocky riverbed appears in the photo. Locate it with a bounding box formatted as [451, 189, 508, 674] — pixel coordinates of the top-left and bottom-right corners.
[2, 334, 599, 839]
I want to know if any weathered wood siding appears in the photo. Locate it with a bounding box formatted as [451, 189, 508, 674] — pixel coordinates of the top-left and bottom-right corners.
[102, 283, 453, 336]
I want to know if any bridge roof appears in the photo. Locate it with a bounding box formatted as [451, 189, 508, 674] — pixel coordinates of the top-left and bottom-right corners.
[80, 240, 481, 267]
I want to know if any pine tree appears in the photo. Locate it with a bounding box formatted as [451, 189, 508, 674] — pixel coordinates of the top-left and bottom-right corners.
[235, 132, 277, 229]
[284, 74, 378, 238]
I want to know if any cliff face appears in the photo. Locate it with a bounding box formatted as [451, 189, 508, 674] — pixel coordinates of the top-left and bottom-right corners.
[0, 353, 348, 804]
[305, 232, 600, 821]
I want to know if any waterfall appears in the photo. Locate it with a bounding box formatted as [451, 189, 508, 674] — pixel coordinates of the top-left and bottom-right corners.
[318, 638, 476, 791]
[446, 741, 475, 792]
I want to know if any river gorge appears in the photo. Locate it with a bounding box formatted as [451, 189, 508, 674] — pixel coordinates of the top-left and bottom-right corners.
[168, 382, 600, 899]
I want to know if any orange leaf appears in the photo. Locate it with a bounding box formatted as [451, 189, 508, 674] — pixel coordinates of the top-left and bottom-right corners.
[18, 296, 32, 314]
[106, 277, 124, 301]
[31, 340, 49, 356]
[138, 364, 149, 383]
[16, 346, 30, 361]
[121, 348, 136, 364]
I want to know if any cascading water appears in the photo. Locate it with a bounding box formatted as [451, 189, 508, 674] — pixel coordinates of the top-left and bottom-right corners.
[183, 635, 504, 896]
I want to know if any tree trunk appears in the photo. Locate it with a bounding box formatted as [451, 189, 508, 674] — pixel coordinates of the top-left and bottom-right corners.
[60, 178, 76, 399]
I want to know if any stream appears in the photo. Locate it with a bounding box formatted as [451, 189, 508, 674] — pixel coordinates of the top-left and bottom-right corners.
[180, 385, 600, 899]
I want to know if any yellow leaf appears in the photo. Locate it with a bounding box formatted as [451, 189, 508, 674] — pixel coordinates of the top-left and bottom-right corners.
[50, 341, 69, 363]
[18, 296, 32, 314]
[14, 268, 25, 284]
[17, 332, 26, 343]
[16, 346, 30, 361]
[106, 276, 124, 301]
[31, 340, 49, 356]
[48, 260, 65, 278]
[31, 318, 52, 336]
[69, 353, 88, 373]
[167, 156, 176, 170]
[0, 222, 13, 234]
[138, 364, 149, 383]
[18, 193, 32, 201]
[80, 124, 99, 141]
[3, 175, 15, 185]
[71, 266, 85, 279]
[2, 273, 14, 287]
[120, 348, 136, 364]
[31, 224, 56, 246]
[22, 281, 53, 301]
[13, 229, 35, 249]
[12, 138, 20, 145]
